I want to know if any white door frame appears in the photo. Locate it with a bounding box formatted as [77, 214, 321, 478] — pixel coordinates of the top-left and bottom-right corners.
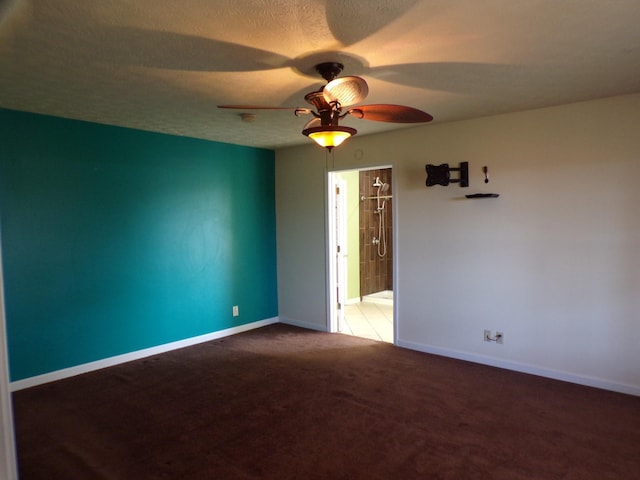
[327, 166, 396, 344]
[327, 174, 347, 333]
[0, 237, 18, 479]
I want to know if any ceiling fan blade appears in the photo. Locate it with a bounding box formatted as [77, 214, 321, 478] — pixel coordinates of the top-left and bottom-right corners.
[303, 118, 322, 130]
[323, 76, 369, 107]
[347, 104, 433, 123]
[218, 105, 300, 110]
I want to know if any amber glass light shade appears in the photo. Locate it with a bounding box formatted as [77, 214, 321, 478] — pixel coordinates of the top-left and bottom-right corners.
[302, 125, 357, 150]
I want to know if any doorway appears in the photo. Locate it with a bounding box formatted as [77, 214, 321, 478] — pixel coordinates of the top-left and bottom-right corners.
[328, 167, 394, 343]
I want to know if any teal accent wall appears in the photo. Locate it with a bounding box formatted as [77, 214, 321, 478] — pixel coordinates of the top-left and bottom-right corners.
[0, 109, 278, 381]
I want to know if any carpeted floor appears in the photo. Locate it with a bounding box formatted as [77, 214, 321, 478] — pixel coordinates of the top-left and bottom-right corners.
[12, 323, 640, 479]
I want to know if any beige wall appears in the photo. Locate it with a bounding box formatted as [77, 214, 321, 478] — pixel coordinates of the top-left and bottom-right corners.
[276, 94, 640, 395]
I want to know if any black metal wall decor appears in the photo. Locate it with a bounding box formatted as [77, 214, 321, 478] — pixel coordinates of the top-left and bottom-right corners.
[466, 165, 499, 198]
[425, 161, 469, 187]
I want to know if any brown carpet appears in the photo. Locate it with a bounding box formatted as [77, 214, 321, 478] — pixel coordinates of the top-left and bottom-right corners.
[12, 323, 640, 479]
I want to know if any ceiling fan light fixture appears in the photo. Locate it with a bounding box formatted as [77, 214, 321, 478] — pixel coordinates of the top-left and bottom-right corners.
[302, 125, 357, 150]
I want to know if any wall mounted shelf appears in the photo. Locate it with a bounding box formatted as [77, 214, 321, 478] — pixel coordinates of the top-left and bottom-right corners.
[465, 193, 499, 199]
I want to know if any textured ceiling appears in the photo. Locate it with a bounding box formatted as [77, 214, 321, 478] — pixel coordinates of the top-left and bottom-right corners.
[1, 0, 639, 150]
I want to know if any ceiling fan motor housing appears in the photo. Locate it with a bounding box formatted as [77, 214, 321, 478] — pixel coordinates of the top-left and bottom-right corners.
[315, 62, 344, 82]
[304, 91, 340, 126]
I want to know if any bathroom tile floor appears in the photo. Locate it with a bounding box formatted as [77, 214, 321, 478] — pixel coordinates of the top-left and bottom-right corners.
[341, 296, 393, 343]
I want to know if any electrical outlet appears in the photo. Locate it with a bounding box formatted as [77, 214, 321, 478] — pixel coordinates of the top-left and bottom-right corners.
[495, 332, 504, 344]
[484, 329, 492, 342]
[232, 305, 239, 317]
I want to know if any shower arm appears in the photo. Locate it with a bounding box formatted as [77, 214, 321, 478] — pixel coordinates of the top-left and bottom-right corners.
[361, 195, 392, 201]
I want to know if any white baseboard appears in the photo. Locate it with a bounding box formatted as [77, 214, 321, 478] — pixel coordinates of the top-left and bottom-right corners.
[10, 317, 279, 392]
[14, 320, 636, 397]
[397, 338, 640, 397]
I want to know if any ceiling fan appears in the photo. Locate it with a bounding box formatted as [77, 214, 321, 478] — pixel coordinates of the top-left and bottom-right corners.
[218, 62, 433, 150]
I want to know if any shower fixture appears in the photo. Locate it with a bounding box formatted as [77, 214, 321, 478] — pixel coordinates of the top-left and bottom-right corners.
[361, 176, 393, 257]
[376, 182, 389, 211]
[375, 180, 389, 257]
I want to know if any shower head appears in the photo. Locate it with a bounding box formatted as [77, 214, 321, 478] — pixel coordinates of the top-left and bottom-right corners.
[380, 182, 390, 194]
[373, 177, 383, 187]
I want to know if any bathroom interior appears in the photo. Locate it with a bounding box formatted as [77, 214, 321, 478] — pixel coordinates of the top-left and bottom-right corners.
[336, 167, 394, 343]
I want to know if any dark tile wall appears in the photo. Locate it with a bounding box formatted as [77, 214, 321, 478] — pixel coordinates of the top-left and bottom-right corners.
[359, 168, 393, 297]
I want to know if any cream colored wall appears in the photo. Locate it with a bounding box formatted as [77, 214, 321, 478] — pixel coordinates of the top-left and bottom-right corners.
[276, 94, 640, 395]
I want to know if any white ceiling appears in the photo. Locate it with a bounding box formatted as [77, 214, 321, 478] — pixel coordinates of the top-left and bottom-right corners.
[1, 0, 639, 150]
